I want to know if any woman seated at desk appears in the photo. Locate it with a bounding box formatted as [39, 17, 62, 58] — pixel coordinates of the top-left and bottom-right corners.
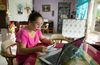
[16, 10, 53, 65]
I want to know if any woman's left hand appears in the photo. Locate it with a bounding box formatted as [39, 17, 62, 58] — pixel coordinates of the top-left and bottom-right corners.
[40, 38, 54, 45]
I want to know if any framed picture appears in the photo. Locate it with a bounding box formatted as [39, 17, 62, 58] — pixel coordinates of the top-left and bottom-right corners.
[42, 5, 50, 12]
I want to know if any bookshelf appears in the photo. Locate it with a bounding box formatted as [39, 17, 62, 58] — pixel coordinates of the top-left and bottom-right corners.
[57, 2, 70, 33]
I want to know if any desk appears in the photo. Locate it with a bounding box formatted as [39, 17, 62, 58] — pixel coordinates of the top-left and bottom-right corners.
[84, 43, 100, 64]
[87, 43, 100, 51]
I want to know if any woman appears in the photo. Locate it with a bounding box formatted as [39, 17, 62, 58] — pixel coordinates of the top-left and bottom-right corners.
[16, 10, 53, 65]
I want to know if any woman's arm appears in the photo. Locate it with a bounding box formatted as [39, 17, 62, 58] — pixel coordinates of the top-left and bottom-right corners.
[17, 43, 47, 55]
[40, 36, 54, 45]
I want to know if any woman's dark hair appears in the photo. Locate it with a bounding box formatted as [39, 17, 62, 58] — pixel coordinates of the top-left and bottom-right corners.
[28, 10, 43, 23]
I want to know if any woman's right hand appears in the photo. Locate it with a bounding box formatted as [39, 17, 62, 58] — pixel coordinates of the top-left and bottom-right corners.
[34, 46, 47, 52]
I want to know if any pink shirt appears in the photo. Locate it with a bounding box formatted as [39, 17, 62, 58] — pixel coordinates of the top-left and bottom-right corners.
[16, 28, 42, 64]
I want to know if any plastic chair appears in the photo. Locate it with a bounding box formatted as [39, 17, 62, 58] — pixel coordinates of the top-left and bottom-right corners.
[50, 34, 65, 43]
[50, 34, 74, 43]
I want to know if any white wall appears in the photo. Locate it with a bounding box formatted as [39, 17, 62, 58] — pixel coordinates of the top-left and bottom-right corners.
[8, 0, 32, 21]
[8, 0, 76, 32]
[34, 0, 76, 33]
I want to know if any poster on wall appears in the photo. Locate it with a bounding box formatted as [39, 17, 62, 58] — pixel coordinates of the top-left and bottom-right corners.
[8, 0, 32, 21]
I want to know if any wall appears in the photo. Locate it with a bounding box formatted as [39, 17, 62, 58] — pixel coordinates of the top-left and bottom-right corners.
[34, 0, 76, 33]
[8, 0, 76, 32]
[8, 0, 32, 21]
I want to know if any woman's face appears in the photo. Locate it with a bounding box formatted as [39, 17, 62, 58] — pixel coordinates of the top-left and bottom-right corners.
[32, 17, 43, 31]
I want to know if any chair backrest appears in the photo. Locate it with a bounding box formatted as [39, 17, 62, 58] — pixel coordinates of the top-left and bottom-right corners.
[56, 37, 85, 65]
[1, 39, 16, 65]
[1, 39, 15, 52]
[50, 34, 74, 44]
[50, 34, 65, 43]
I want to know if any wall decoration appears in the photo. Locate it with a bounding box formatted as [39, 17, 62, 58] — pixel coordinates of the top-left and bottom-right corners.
[42, 5, 50, 12]
[8, 0, 32, 21]
[17, 4, 23, 14]
[24, 4, 31, 14]
[25, 6, 31, 14]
